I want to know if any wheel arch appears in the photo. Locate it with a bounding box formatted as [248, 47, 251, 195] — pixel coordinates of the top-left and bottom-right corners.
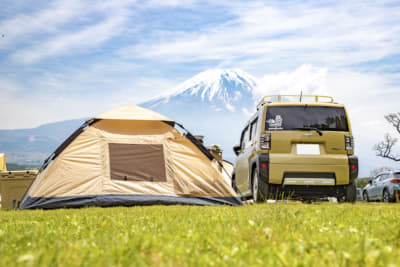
[249, 154, 270, 187]
[382, 187, 393, 202]
[249, 157, 258, 187]
[362, 190, 369, 201]
[382, 187, 391, 196]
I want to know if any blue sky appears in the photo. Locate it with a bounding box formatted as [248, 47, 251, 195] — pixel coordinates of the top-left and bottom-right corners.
[1, 0, 400, 174]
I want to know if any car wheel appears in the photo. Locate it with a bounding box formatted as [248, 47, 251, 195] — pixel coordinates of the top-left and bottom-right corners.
[344, 181, 356, 203]
[251, 169, 268, 203]
[383, 189, 392, 203]
[363, 191, 369, 202]
[252, 170, 260, 202]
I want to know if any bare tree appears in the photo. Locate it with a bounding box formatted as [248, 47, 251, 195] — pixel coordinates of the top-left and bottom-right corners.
[374, 112, 400, 162]
[370, 166, 394, 177]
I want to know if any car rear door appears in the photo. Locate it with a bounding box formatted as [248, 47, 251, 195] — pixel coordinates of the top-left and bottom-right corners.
[235, 126, 250, 192]
[265, 105, 351, 185]
[376, 174, 389, 200]
[370, 176, 380, 200]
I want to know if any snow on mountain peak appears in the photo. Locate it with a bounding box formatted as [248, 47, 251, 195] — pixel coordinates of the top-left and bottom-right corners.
[172, 69, 256, 100]
[142, 69, 257, 111]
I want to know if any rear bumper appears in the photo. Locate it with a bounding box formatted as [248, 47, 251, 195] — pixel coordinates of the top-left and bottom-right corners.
[269, 184, 348, 199]
[269, 163, 350, 185]
[268, 155, 358, 185]
[253, 153, 358, 199]
[283, 177, 335, 186]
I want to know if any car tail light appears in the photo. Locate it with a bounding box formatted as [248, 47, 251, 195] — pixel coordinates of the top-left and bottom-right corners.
[345, 135, 354, 151]
[348, 156, 358, 182]
[261, 163, 267, 169]
[390, 179, 400, 184]
[260, 133, 271, 150]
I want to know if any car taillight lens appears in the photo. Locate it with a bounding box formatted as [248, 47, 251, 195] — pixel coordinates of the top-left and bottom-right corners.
[261, 163, 267, 169]
[390, 179, 400, 184]
[345, 135, 354, 151]
[260, 133, 271, 150]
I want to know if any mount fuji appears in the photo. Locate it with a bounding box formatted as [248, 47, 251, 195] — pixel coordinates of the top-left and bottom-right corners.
[140, 69, 259, 161]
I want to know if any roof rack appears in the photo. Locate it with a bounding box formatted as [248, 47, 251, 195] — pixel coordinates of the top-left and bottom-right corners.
[256, 94, 334, 109]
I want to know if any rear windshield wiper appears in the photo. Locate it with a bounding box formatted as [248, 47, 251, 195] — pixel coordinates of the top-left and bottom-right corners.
[292, 127, 323, 136]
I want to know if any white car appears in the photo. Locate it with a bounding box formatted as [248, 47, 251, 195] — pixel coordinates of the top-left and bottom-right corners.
[362, 171, 400, 202]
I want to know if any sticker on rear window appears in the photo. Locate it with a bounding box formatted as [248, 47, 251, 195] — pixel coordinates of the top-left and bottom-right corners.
[267, 115, 283, 130]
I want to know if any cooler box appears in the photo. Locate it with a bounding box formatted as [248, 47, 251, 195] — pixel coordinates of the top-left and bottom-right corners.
[0, 170, 37, 209]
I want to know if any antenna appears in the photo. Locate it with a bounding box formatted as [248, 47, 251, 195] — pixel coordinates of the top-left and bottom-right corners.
[300, 91, 303, 102]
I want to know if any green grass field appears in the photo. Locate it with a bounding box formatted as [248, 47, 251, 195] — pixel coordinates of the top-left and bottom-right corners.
[1, 203, 399, 266]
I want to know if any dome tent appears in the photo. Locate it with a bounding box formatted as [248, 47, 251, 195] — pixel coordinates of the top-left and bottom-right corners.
[20, 105, 241, 209]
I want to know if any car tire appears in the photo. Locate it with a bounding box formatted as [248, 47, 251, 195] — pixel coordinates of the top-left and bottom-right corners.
[363, 191, 369, 202]
[251, 169, 268, 203]
[382, 189, 393, 203]
[344, 181, 356, 203]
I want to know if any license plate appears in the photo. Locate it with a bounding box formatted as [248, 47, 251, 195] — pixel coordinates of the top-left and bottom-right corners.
[296, 144, 320, 155]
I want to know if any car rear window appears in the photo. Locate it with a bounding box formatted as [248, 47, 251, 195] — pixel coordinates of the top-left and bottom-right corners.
[265, 106, 349, 131]
[394, 173, 400, 179]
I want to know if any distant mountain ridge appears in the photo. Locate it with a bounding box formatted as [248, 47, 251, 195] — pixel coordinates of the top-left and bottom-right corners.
[0, 69, 258, 165]
[0, 119, 87, 165]
[0, 118, 88, 152]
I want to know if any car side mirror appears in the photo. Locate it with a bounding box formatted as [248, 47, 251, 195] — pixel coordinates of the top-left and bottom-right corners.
[233, 144, 241, 156]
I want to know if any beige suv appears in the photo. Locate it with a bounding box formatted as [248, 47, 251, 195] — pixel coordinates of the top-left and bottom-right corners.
[232, 95, 358, 202]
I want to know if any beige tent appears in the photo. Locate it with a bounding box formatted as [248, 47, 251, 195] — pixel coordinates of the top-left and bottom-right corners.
[0, 153, 6, 172]
[20, 105, 241, 209]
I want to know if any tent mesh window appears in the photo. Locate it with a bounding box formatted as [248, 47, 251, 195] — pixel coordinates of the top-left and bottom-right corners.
[109, 143, 167, 182]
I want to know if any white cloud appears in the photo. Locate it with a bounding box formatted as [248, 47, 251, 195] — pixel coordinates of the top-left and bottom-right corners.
[139, 0, 198, 8]
[11, 13, 127, 64]
[0, 64, 177, 129]
[0, 0, 86, 49]
[3, 1, 400, 68]
[255, 65, 328, 97]
[120, 1, 400, 72]
[242, 107, 251, 116]
[0, 76, 24, 95]
[1, 0, 141, 64]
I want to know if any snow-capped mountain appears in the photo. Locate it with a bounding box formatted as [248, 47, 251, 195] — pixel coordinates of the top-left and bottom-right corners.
[140, 69, 259, 161]
[143, 69, 257, 113]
